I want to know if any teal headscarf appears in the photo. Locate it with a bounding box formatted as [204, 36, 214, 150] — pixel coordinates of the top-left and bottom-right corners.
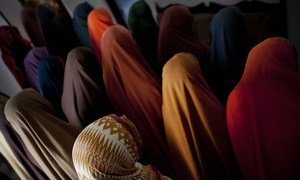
[128, 0, 159, 74]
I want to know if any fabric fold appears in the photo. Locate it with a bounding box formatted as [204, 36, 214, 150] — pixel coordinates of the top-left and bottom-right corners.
[4, 89, 80, 179]
[0, 92, 47, 180]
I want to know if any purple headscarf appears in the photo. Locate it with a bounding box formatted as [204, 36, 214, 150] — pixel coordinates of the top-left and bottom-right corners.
[24, 47, 48, 90]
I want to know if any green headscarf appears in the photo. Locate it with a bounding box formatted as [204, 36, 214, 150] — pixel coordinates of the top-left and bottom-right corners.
[128, 0, 159, 74]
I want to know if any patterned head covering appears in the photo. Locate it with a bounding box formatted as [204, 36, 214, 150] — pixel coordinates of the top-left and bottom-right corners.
[72, 114, 170, 179]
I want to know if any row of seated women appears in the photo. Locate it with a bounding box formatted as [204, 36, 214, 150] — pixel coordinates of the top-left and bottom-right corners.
[0, 0, 299, 179]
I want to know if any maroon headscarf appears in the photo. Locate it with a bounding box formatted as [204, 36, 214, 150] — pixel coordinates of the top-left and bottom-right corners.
[101, 25, 173, 176]
[157, 5, 208, 70]
[0, 26, 32, 88]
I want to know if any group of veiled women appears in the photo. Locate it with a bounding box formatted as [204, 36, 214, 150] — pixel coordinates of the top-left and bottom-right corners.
[0, 0, 299, 179]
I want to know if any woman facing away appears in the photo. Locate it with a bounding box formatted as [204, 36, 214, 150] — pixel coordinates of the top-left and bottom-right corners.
[227, 37, 300, 180]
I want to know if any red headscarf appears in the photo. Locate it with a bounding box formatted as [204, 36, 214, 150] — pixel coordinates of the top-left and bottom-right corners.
[227, 37, 300, 179]
[87, 7, 114, 63]
[101, 25, 173, 176]
[157, 5, 208, 70]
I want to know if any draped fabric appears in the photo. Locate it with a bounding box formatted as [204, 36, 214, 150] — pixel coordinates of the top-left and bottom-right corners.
[72, 114, 171, 180]
[61, 47, 113, 129]
[162, 53, 240, 180]
[87, 7, 114, 63]
[32, 0, 68, 13]
[128, 0, 159, 73]
[206, 7, 255, 103]
[101, 25, 173, 176]
[25, 49, 65, 117]
[0, 26, 32, 88]
[157, 6, 208, 70]
[0, 50, 22, 97]
[226, 38, 300, 179]
[24, 47, 49, 91]
[51, 0, 69, 13]
[0, 26, 32, 72]
[38, 56, 64, 117]
[72, 2, 94, 49]
[4, 89, 80, 179]
[0, 92, 47, 180]
[21, 7, 46, 47]
[36, 5, 80, 58]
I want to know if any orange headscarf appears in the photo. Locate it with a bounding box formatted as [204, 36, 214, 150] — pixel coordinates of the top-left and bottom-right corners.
[227, 38, 300, 179]
[101, 25, 173, 176]
[87, 7, 114, 63]
[162, 53, 239, 180]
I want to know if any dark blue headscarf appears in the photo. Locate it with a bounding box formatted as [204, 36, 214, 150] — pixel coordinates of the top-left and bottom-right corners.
[73, 2, 94, 49]
[38, 56, 64, 117]
[36, 5, 80, 58]
[206, 7, 255, 103]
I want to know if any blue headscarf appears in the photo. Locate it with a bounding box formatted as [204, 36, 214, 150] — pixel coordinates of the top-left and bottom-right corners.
[206, 7, 255, 103]
[38, 56, 64, 117]
[73, 2, 94, 49]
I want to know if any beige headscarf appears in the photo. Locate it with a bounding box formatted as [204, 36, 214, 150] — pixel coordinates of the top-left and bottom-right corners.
[72, 114, 171, 180]
[5, 89, 80, 179]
